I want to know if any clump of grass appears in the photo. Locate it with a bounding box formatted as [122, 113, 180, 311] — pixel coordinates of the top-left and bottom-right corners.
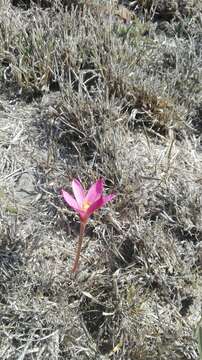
[130, 0, 202, 20]
[0, 0, 200, 134]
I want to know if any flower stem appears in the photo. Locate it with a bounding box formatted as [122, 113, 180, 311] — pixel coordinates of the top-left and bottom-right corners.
[72, 221, 86, 272]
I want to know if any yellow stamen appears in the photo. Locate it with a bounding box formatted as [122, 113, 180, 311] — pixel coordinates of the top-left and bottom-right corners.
[82, 200, 90, 211]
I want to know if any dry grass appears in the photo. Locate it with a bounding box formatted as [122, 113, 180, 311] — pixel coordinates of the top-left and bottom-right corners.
[0, 0, 202, 359]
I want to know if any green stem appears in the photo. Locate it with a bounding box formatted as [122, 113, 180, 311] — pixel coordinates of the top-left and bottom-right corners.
[72, 221, 86, 273]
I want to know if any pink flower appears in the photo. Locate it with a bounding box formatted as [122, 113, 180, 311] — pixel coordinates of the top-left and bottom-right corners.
[62, 178, 115, 223]
[61, 178, 115, 272]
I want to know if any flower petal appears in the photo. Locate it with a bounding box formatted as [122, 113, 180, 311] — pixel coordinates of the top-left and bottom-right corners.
[85, 196, 104, 218]
[72, 179, 85, 208]
[78, 210, 88, 222]
[61, 189, 80, 212]
[85, 178, 104, 204]
[102, 193, 116, 205]
[86, 194, 115, 218]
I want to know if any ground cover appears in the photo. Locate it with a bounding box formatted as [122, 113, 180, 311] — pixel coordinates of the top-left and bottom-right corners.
[0, 0, 201, 358]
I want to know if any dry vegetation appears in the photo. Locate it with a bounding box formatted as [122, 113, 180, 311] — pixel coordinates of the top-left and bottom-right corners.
[0, 0, 202, 358]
